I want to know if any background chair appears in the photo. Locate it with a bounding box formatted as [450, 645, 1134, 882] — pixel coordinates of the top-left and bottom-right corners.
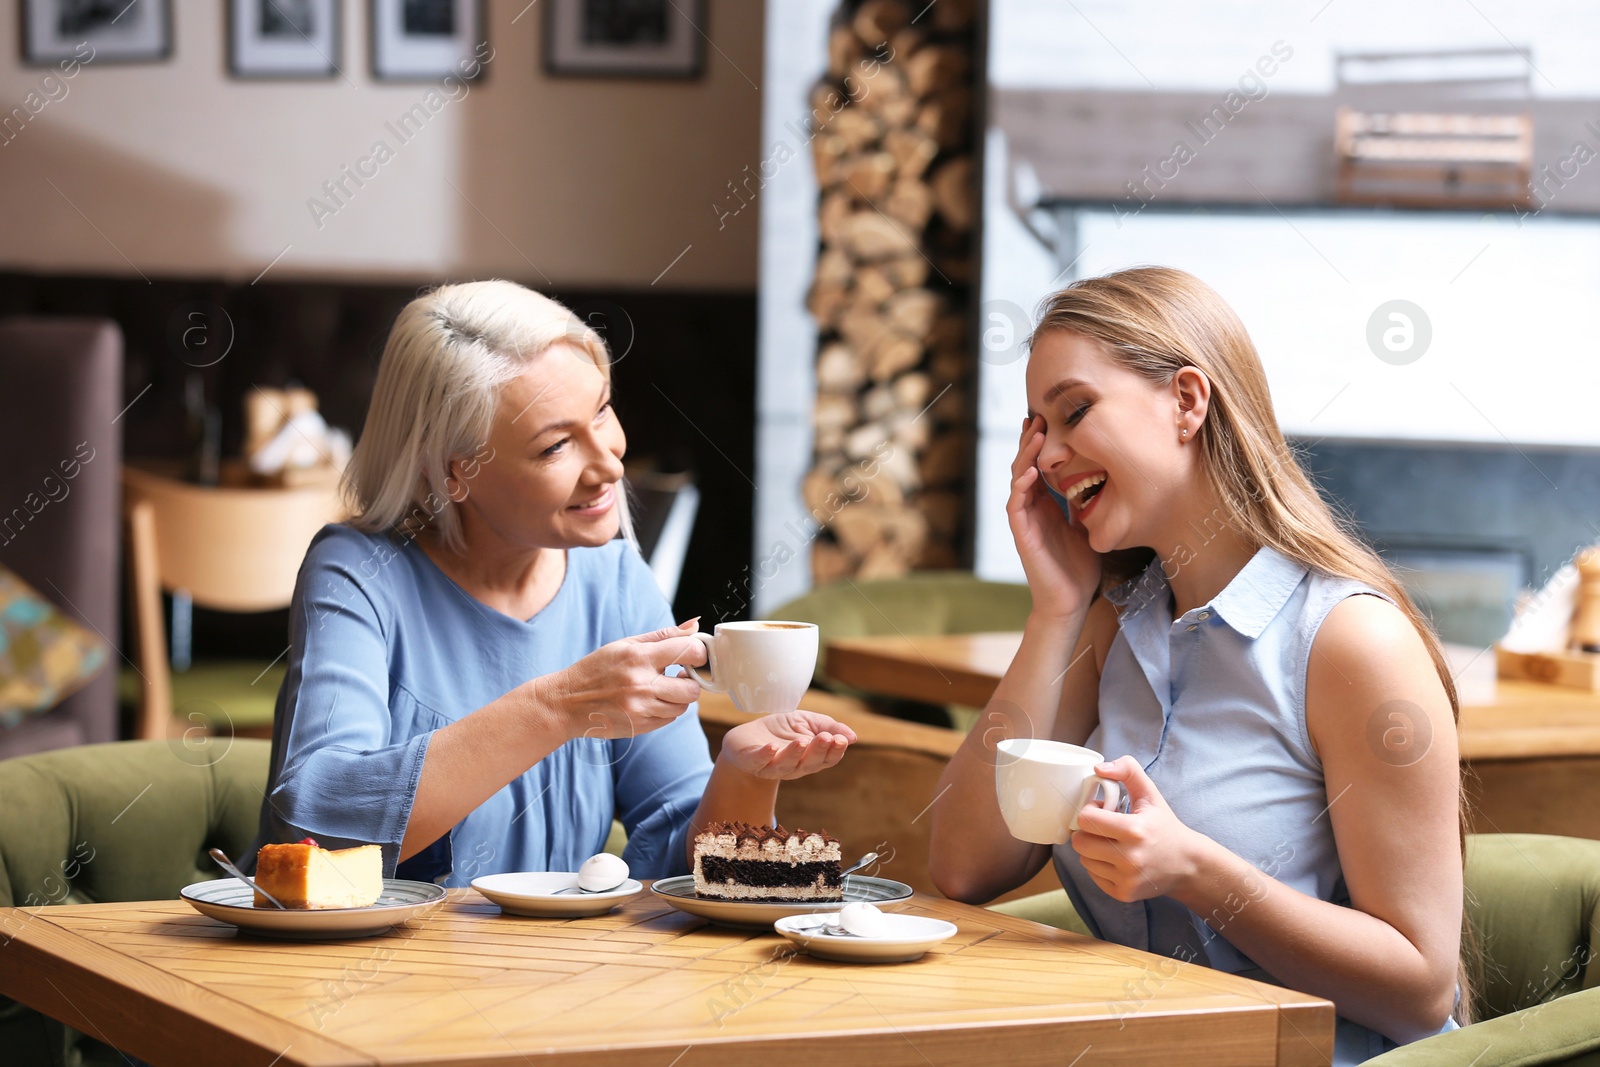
[0, 738, 271, 1066]
[626, 469, 699, 607]
[770, 571, 1032, 727]
[991, 834, 1600, 1066]
[0, 317, 122, 760]
[1368, 832, 1600, 1065]
[122, 463, 344, 741]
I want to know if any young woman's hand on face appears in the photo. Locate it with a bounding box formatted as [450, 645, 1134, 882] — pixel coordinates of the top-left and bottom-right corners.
[1008, 414, 1102, 620]
[718, 711, 857, 780]
[538, 620, 708, 742]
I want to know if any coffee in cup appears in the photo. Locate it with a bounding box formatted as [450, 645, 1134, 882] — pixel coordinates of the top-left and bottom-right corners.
[687, 621, 818, 714]
[994, 738, 1126, 844]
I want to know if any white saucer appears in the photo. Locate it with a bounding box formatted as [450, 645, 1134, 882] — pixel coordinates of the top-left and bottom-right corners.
[470, 871, 645, 917]
[774, 912, 958, 963]
[179, 879, 446, 939]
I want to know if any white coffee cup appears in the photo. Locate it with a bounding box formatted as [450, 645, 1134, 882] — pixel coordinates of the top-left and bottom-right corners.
[994, 738, 1127, 844]
[687, 621, 818, 715]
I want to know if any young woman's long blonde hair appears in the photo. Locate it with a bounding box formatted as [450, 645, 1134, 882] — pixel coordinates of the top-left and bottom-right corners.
[343, 279, 632, 552]
[1031, 265, 1475, 1021]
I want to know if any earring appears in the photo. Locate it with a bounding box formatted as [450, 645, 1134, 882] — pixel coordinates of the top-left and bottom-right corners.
[1180, 427, 1188, 438]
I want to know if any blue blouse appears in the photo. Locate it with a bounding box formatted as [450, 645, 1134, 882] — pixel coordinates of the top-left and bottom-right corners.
[1053, 546, 1456, 1064]
[249, 524, 714, 886]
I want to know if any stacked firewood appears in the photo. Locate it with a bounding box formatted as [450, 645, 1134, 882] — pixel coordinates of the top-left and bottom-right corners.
[804, 0, 978, 583]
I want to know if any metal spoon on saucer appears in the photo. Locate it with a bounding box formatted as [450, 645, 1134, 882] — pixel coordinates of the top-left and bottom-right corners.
[554, 882, 623, 896]
[208, 847, 287, 910]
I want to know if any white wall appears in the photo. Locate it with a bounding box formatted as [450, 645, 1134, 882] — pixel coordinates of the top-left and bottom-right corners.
[991, 0, 1600, 96]
[0, 1, 762, 288]
[750, 0, 832, 615]
[974, 126, 1059, 582]
[975, 0, 1600, 580]
[1070, 208, 1600, 448]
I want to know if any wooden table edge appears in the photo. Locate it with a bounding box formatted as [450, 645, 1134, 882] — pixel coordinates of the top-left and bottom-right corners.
[0, 911, 376, 1067]
[2, 894, 1336, 1067]
[374, 1010, 1323, 1067]
[1457, 732, 1600, 760]
[827, 638, 1001, 708]
[1275, 998, 1337, 1067]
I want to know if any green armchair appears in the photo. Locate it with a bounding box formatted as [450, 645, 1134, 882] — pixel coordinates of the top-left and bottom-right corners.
[0, 739, 271, 1067]
[1367, 833, 1600, 1066]
[989, 834, 1600, 1066]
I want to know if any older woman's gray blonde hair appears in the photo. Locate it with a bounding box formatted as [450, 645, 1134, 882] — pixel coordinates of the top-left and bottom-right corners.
[343, 279, 632, 552]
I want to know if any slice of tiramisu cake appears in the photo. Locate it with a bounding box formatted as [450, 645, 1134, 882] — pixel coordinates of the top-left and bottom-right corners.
[692, 821, 843, 902]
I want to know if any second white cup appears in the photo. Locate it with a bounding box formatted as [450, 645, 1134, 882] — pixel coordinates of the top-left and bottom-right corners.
[994, 738, 1127, 844]
[687, 621, 818, 715]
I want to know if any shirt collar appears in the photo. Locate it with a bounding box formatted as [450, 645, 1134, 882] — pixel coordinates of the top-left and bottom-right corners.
[1209, 545, 1309, 638]
[1103, 544, 1308, 640]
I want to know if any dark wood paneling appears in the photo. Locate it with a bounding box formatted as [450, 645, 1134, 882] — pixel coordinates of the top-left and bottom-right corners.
[0, 271, 755, 643]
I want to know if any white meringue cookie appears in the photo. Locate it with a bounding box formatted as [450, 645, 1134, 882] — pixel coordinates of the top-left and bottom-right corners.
[577, 853, 629, 892]
[837, 901, 888, 938]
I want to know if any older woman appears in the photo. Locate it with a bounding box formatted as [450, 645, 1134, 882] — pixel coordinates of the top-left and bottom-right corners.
[252, 280, 854, 883]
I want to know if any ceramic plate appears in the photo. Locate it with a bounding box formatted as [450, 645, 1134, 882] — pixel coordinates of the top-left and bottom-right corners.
[773, 912, 958, 963]
[649, 874, 914, 930]
[470, 872, 645, 917]
[179, 879, 446, 939]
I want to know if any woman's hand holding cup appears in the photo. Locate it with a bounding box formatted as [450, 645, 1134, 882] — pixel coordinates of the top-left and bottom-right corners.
[536, 619, 708, 741]
[1069, 756, 1213, 904]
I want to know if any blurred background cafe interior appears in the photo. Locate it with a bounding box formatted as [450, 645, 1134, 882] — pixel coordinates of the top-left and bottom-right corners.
[2, 1, 1600, 1065]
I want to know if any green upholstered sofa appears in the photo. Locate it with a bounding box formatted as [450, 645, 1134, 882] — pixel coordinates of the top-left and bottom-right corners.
[0, 739, 271, 1066]
[992, 834, 1600, 1065]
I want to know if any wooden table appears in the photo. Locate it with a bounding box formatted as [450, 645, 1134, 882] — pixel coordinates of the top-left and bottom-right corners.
[829, 633, 1027, 710]
[0, 887, 1332, 1066]
[828, 633, 1600, 840]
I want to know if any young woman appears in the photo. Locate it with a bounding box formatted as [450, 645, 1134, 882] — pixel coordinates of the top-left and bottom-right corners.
[929, 268, 1464, 1063]
[253, 280, 855, 884]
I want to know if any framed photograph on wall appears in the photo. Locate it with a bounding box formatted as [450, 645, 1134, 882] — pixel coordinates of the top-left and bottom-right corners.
[370, 0, 486, 82]
[544, 0, 705, 79]
[228, 0, 341, 78]
[21, 0, 172, 65]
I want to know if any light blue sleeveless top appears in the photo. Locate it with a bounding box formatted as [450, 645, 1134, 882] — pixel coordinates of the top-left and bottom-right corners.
[1052, 545, 1457, 1064]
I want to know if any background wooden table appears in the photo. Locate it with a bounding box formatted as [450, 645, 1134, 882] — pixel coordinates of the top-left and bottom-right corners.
[827, 632, 1600, 841]
[1, 887, 1332, 1066]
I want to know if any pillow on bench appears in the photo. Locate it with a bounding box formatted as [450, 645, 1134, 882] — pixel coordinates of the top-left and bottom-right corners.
[0, 563, 107, 727]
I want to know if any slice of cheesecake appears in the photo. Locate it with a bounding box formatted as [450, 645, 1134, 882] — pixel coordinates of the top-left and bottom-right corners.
[254, 838, 383, 909]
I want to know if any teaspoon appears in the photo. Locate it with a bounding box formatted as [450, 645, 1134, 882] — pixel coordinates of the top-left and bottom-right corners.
[840, 851, 880, 880]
